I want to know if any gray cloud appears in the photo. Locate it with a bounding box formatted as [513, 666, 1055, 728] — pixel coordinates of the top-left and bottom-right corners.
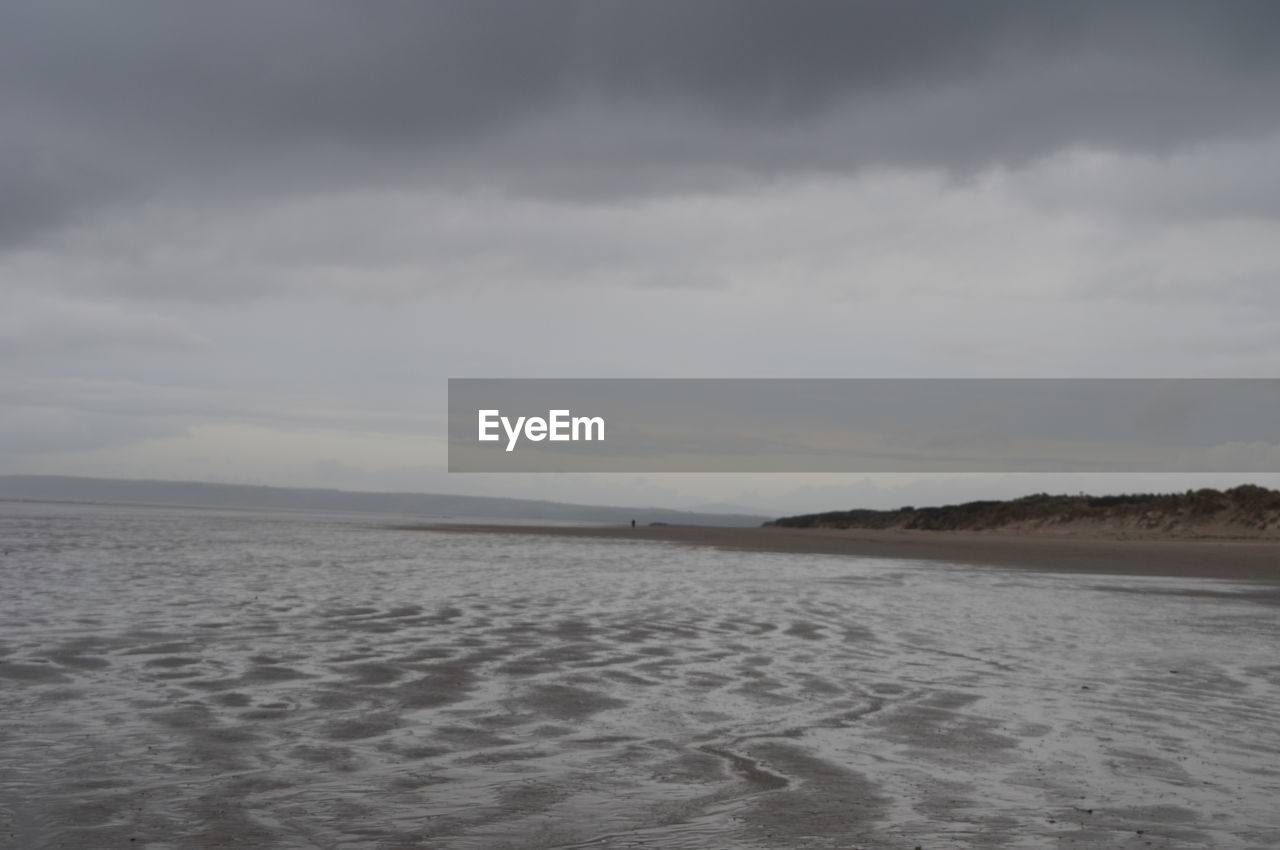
[0, 403, 185, 454]
[0, 298, 206, 353]
[0, 371, 441, 437]
[4, 1, 1280, 247]
[4, 2, 1279, 504]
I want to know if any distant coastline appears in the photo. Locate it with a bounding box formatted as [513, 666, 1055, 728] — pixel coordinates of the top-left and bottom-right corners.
[0, 475, 766, 527]
[768, 485, 1280, 540]
[426, 521, 1280, 582]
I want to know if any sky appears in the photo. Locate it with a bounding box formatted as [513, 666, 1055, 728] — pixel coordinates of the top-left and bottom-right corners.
[3, 1, 1279, 515]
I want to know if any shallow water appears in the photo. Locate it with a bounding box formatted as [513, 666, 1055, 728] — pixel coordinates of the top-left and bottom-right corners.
[2, 501, 1278, 849]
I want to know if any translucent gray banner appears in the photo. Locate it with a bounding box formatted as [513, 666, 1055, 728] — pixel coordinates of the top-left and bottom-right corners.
[448, 379, 1280, 472]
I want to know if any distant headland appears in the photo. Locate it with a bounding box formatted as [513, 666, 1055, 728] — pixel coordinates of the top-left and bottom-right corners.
[767, 485, 1280, 539]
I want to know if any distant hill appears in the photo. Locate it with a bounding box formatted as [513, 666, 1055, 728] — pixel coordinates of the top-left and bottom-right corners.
[0, 475, 767, 527]
[768, 485, 1280, 539]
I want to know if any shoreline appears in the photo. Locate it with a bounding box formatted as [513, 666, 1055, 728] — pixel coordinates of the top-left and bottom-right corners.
[418, 523, 1280, 582]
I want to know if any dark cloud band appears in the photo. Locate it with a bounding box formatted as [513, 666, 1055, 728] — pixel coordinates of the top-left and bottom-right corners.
[3, 1, 1279, 246]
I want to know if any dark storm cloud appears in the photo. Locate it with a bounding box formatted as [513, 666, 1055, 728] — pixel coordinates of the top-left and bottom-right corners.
[3, 1, 1279, 245]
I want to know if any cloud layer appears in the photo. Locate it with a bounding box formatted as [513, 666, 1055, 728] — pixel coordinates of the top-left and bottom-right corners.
[3, 2, 1279, 507]
[6, 2, 1280, 243]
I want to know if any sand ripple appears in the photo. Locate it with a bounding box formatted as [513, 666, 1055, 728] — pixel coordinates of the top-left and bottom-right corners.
[2, 502, 1279, 848]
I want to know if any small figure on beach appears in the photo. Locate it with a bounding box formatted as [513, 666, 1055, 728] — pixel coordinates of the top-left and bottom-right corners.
[631, 519, 636, 528]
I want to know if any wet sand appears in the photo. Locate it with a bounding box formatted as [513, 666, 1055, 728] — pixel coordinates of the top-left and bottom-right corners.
[6, 503, 1280, 848]
[425, 523, 1280, 582]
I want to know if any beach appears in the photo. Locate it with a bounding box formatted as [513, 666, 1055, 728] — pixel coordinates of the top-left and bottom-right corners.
[5, 502, 1280, 848]
[425, 522, 1280, 582]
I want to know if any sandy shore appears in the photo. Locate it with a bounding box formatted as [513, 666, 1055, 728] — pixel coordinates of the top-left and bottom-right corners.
[10, 502, 1280, 847]
[424, 523, 1280, 581]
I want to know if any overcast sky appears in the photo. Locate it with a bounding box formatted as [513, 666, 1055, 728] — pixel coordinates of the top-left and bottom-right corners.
[3, 1, 1279, 514]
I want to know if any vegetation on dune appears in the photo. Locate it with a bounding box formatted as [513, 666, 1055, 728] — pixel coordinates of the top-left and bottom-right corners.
[767, 485, 1280, 534]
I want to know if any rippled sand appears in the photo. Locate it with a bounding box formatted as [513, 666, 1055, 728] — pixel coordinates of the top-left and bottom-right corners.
[3, 502, 1279, 848]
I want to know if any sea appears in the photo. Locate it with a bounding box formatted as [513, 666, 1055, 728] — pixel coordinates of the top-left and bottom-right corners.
[2, 500, 1278, 849]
